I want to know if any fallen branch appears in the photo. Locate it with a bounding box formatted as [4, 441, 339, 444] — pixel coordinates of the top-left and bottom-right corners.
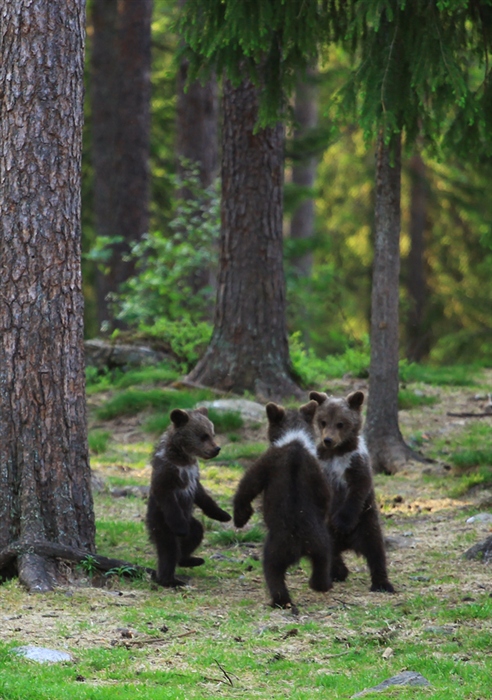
[0, 539, 155, 580]
[447, 411, 492, 418]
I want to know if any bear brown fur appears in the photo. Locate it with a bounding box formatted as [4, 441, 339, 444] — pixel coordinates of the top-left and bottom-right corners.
[309, 390, 395, 593]
[233, 401, 332, 609]
[146, 407, 231, 587]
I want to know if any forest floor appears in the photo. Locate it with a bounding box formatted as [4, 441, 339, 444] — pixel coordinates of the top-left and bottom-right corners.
[1, 370, 492, 699]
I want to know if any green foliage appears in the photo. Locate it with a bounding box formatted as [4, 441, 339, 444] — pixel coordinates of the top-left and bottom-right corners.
[131, 318, 213, 371]
[178, 1, 341, 125]
[290, 332, 370, 387]
[77, 555, 99, 578]
[116, 165, 220, 327]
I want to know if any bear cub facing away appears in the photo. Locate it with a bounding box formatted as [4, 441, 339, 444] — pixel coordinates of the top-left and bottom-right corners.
[146, 407, 231, 587]
[309, 390, 395, 593]
[233, 401, 332, 610]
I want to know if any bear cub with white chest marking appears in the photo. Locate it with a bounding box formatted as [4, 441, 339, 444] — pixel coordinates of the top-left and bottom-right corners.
[309, 390, 394, 593]
[233, 401, 332, 610]
[146, 407, 231, 587]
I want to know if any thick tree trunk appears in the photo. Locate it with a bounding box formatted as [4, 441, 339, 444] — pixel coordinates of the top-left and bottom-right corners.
[0, 0, 95, 590]
[289, 70, 318, 277]
[405, 151, 430, 362]
[187, 79, 301, 400]
[92, 0, 152, 330]
[364, 133, 418, 474]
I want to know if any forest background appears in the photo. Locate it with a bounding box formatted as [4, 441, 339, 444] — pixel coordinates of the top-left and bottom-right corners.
[81, 0, 492, 374]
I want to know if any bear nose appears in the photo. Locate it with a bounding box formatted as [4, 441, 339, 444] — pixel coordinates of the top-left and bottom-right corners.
[323, 437, 333, 446]
[213, 446, 221, 455]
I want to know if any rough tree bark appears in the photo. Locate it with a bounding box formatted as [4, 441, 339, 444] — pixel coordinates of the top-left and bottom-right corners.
[0, 0, 96, 590]
[187, 79, 301, 400]
[289, 69, 318, 277]
[405, 150, 430, 362]
[92, 0, 152, 330]
[364, 133, 424, 474]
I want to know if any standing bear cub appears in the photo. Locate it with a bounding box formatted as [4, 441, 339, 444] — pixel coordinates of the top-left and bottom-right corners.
[233, 401, 332, 610]
[309, 390, 395, 593]
[146, 407, 231, 587]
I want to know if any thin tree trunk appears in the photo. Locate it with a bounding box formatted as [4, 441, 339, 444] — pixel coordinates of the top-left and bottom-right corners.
[405, 151, 430, 361]
[92, 0, 152, 330]
[176, 0, 219, 301]
[364, 133, 421, 474]
[289, 69, 318, 277]
[0, 0, 95, 590]
[187, 79, 301, 400]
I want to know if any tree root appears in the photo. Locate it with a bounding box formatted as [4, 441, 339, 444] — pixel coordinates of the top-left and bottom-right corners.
[0, 540, 155, 592]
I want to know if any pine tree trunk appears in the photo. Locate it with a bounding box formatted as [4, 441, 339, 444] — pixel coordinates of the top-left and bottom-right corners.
[187, 79, 301, 400]
[289, 70, 318, 277]
[0, 0, 95, 590]
[92, 0, 152, 330]
[364, 133, 415, 474]
[405, 151, 430, 361]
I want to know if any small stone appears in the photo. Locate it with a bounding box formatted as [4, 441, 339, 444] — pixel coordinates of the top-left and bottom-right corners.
[12, 646, 72, 664]
[352, 671, 431, 697]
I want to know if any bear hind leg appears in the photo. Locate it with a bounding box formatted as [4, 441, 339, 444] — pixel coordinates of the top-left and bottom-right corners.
[263, 536, 298, 609]
[154, 535, 186, 587]
[179, 517, 205, 568]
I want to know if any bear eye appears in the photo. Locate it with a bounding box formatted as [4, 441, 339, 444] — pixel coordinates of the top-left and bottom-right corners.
[200, 434, 209, 442]
[320, 420, 326, 428]
[336, 422, 344, 430]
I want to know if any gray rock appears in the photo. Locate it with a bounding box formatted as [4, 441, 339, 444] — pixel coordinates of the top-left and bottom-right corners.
[463, 534, 492, 562]
[85, 339, 169, 371]
[12, 646, 72, 664]
[352, 671, 431, 697]
[466, 513, 492, 524]
[199, 399, 266, 424]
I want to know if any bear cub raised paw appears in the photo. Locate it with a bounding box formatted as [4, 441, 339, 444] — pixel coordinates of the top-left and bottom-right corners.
[146, 407, 231, 587]
[309, 390, 395, 593]
[233, 401, 332, 610]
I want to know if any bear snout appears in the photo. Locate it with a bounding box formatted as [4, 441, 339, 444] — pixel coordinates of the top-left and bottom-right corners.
[323, 436, 334, 446]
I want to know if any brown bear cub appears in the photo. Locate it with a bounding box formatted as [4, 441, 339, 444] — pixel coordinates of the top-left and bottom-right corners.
[233, 401, 332, 610]
[309, 390, 395, 593]
[146, 407, 231, 587]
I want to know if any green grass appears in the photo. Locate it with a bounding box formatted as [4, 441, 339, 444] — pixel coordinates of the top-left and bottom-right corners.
[88, 429, 111, 455]
[399, 362, 480, 386]
[96, 388, 215, 421]
[398, 389, 440, 410]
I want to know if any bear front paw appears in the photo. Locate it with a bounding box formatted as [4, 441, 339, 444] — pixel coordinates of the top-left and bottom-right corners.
[234, 504, 253, 528]
[217, 510, 232, 522]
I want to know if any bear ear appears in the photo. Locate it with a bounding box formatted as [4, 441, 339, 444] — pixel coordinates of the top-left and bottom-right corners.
[299, 400, 318, 422]
[170, 408, 189, 427]
[347, 391, 364, 410]
[195, 406, 209, 417]
[309, 391, 328, 405]
[266, 402, 285, 423]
